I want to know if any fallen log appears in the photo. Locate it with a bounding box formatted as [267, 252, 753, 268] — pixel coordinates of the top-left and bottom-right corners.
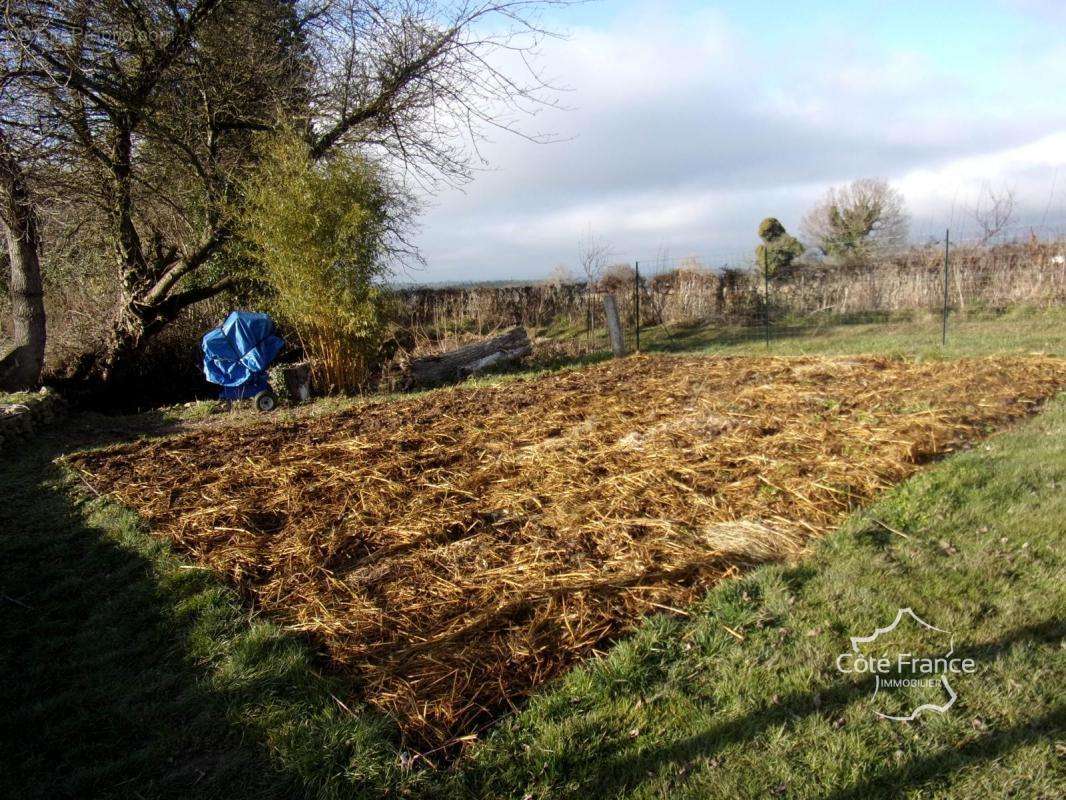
[402, 326, 532, 389]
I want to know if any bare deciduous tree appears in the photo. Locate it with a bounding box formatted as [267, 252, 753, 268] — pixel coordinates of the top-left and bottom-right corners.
[577, 229, 610, 287]
[577, 229, 610, 351]
[802, 178, 909, 263]
[1, 0, 566, 391]
[0, 131, 45, 389]
[0, 48, 45, 389]
[970, 184, 1016, 245]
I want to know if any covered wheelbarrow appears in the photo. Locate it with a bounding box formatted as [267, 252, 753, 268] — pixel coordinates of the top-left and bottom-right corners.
[201, 311, 285, 411]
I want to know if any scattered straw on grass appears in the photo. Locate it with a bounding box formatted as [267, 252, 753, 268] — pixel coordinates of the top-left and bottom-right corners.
[69, 355, 1064, 749]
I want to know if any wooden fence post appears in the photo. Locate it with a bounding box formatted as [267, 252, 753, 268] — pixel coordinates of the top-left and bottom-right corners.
[603, 294, 627, 358]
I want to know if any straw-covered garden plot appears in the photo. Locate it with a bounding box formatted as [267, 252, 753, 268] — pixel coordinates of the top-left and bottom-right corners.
[70, 355, 1064, 748]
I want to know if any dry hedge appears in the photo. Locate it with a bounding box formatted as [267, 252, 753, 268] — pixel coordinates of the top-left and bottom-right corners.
[69, 355, 1065, 749]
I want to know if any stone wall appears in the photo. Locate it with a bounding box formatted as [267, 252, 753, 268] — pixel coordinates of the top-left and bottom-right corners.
[0, 388, 66, 450]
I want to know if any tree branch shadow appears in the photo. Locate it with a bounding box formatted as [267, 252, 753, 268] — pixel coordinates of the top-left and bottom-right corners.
[0, 421, 399, 798]
[557, 619, 1063, 799]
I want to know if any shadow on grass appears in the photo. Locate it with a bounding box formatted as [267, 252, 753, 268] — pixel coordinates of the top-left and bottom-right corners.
[642, 320, 819, 354]
[0, 428, 285, 798]
[631, 309, 933, 356]
[819, 708, 1063, 800]
[459, 348, 616, 386]
[550, 619, 1064, 799]
[0, 421, 406, 799]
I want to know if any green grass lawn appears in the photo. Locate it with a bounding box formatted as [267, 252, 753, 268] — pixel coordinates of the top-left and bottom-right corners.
[2, 312, 1064, 799]
[0, 389, 39, 405]
[634, 306, 1066, 359]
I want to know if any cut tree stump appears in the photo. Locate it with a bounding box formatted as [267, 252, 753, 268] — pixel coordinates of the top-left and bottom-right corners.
[280, 361, 312, 403]
[402, 326, 532, 389]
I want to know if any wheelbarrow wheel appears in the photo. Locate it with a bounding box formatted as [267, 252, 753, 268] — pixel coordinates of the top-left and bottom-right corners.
[254, 390, 278, 413]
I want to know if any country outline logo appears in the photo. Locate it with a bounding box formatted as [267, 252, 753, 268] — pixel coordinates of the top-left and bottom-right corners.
[842, 607, 968, 722]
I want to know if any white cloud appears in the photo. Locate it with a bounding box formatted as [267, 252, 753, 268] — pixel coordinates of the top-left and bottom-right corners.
[897, 132, 1066, 237]
[410, 7, 1066, 281]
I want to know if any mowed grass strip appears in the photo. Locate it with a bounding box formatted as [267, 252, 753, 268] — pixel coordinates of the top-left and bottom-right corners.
[68, 354, 1064, 749]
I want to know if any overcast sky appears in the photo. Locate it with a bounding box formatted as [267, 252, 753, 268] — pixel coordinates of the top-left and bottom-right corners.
[405, 0, 1066, 283]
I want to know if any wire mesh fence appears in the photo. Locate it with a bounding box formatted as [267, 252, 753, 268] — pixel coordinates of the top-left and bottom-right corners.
[624, 228, 1066, 354]
[394, 225, 1066, 359]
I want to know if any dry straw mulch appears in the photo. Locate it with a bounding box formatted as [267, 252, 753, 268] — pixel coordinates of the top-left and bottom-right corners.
[69, 355, 1064, 749]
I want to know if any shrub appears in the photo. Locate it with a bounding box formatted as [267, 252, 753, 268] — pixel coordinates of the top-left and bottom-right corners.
[755, 217, 805, 278]
[241, 134, 403, 393]
[597, 262, 636, 293]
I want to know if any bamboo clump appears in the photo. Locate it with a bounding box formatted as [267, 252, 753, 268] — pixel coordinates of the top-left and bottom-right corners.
[69, 355, 1066, 749]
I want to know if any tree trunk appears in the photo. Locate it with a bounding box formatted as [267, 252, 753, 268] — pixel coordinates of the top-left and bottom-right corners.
[402, 327, 532, 389]
[0, 144, 46, 392]
[58, 297, 174, 399]
[56, 260, 235, 402]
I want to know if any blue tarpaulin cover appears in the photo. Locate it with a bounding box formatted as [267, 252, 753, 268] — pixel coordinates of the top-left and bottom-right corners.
[202, 311, 284, 399]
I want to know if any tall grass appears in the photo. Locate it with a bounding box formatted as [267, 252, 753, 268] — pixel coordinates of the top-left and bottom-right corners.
[774, 239, 1066, 314]
[397, 239, 1066, 345]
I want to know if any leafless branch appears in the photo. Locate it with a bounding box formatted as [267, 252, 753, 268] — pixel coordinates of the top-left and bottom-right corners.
[970, 184, 1016, 245]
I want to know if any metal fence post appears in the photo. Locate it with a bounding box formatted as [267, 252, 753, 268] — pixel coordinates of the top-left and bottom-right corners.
[634, 261, 640, 352]
[763, 247, 771, 349]
[586, 287, 592, 353]
[942, 229, 950, 346]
